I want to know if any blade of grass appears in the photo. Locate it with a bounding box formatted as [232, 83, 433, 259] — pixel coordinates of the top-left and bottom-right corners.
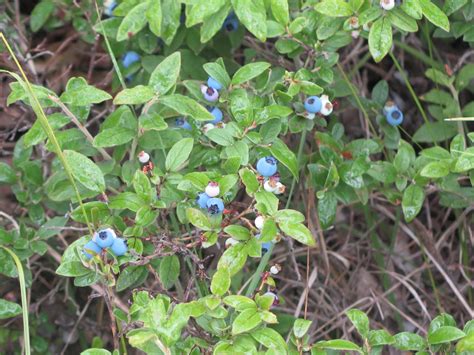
[1, 246, 30, 355]
[0, 33, 93, 236]
[388, 52, 430, 126]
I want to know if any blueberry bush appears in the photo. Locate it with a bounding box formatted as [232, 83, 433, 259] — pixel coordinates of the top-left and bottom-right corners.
[1, 0, 474, 354]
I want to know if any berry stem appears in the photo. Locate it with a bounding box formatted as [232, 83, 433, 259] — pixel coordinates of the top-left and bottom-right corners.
[245, 129, 308, 297]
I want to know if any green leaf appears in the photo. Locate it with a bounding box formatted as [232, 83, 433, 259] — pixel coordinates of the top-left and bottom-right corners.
[255, 191, 279, 215]
[418, 0, 450, 32]
[160, 94, 213, 121]
[109, 192, 145, 212]
[149, 52, 181, 95]
[56, 261, 90, 277]
[279, 222, 315, 246]
[239, 168, 259, 196]
[456, 332, 474, 353]
[224, 225, 251, 241]
[454, 147, 474, 172]
[428, 326, 465, 345]
[30, 0, 55, 32]
[271, 0, 290, 25]
[116, 265, 148, 292]
[0, 299, 22, 319]
[223, 295, 257, 311]
[93, 127, 135, 148]
[217, 243, 248, 276]
[60, 77, 112, 106]
[165, 138, 194, 172]
[139, 113, 168, 131]
[270, 139, 299, 179]
[80, 349, 112, 355]
[393, 332, 426, 351]
[203, 60, 231, 89]
[146, 0, 162, 36]
[186, 208, 212, 230]
[251, 327, 288, 351]
[114, 86, 155, 105]
[201, 4, 232, 43]
[186, 0, 227, 27]
[314, 0, 353, 17]
[231, 62, 271, 85]
[319, 339, 362, 352]
[317, 191, 337, 229]
[368, 330, 395, 346]
[159, 255, 180, 289]
[402, 185, 425, 222]
[211, 268, 230, 296]
[205, 128, 235, 146]
[369, 17, 392, 63]
[160, 0, 181, 45]
[231, 0, 267, 41]
[117, 2, 149, 41]
[413, 122, 458, 143]
[0, 162, 16, 184]
[232, 308, 262, 335]
[293, 319, 312, 338]
[63, 150, 105, 192]
[388, 8, 418, 32]
[346, 309, 369, 339]
[420, 161, 450, 178]
[401, 0, 422, 19]
[133, 170, 154, 202]
[274, 209, 305, 224]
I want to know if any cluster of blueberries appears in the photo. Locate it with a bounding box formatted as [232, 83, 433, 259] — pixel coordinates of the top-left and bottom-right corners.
[303, 95, 333, 120]
[383, 101, 404, 126]
[83, 228, 128, 260]
[196, 182, 225, 215]
[256, 156, 285, 195]
[177, 76, 224, 131]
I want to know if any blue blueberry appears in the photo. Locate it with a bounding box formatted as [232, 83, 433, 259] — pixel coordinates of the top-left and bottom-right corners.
[208, 107, 223, 124]
[110, 238, 128, 256]
[93, 228, 116, 248]
[385, 108, 403, 126]
[207, 77, 223, 91]
[256, 156, 278, 177]
[196, 192, 210, 209]
[122, 51, 140, 68]
[206, 197, 225, 215]
[304, 96, 322, 113]
[83, 240, 102, 260]
[223, 14, 238, 32]
[262, 242, 272, 254]
[176, 117, 192, 130]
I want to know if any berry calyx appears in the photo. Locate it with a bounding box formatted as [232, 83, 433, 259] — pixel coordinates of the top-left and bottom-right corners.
[93, 228, 116, 248]
[206, 197, 225, 215]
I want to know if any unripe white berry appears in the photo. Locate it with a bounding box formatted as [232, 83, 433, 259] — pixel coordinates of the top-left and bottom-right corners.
[225, 238, 239, 248]
[255, 215, 265, 230]
[138, 151, 150, 164]
[205, 182, 220, 197]
[380, 0, 395, 10]
[274, 182, 285, 195]
[202, 123, 215, 133]
[270, 264, 281, 275]
[264, 179, 277, 192]
[320, 95, 333, 116]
